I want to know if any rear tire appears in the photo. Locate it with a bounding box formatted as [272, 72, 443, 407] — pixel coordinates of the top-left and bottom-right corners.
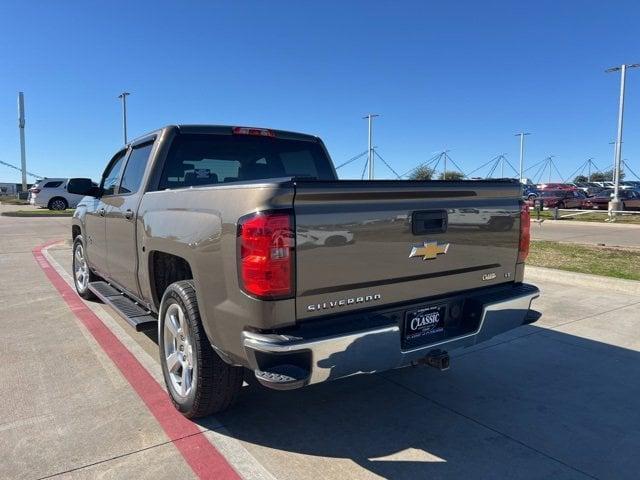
[49, 197, 68, 211]
[159, 280, 243, 418]
[72, 236, 97, 300]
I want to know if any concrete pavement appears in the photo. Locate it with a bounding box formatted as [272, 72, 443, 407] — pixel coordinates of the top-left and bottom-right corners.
[2, 213, 640, 479]
[531, 220, 640, 248]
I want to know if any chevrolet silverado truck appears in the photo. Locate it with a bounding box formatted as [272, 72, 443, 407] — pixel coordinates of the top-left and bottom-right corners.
[68, 125, 539, 418]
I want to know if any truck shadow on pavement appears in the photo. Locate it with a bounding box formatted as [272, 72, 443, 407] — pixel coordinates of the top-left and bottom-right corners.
[197, 325, 640, 480]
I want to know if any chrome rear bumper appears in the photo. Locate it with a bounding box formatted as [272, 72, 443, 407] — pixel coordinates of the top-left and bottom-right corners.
[243, 284, 540, 388]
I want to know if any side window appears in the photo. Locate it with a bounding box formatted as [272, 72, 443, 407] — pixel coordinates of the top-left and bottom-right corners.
[119, 142, 153, 194]
[101, 150, 128, 196]
[43, 181, 63, 188]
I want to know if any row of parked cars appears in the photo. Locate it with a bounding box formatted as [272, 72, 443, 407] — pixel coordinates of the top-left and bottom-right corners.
[523, 181, 640, 210]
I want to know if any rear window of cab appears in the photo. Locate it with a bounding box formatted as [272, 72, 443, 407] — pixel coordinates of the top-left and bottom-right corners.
[158, 133, 335, 190]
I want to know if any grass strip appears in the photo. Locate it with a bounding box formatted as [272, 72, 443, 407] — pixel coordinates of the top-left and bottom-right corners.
[1, 209, 73, 217]
[528, 240, 640, 281]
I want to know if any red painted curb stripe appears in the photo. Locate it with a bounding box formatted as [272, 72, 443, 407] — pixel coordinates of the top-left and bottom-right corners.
[34, 241, 241, 480]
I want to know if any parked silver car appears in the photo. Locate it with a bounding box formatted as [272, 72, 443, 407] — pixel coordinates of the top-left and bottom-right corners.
[29, 178, 88, 210]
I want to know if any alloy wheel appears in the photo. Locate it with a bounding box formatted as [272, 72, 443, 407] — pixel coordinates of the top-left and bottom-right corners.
[74, 243, 90, 293]
[163, 303, 195, 398]
[51, 199, 66, 210]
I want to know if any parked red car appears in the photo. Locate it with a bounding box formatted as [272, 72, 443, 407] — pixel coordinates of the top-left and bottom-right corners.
[581, 189, 640, 210]
[529, 190, 585, 209]
[537, 183, 578, 191]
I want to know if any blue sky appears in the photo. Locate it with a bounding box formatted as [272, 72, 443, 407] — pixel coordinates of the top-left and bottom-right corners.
[1, 1, 640, 184]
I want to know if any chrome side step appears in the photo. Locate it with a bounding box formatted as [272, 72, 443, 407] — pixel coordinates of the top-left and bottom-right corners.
[88, 281, 157, 332]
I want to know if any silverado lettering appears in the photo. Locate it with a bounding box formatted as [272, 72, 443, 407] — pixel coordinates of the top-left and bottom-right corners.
[306, 294, 382, 312]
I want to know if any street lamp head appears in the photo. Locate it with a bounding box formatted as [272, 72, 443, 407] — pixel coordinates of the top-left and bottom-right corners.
[606, 64, 640, 73]
[117, 92, 130, 99]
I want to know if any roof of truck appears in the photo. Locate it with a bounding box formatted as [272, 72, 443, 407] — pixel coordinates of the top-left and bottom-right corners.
[128, 124, 319, 146]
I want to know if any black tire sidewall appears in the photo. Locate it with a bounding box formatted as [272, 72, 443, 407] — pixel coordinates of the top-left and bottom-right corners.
[49, 197, 68, 211]
[159, 285, 200, 414]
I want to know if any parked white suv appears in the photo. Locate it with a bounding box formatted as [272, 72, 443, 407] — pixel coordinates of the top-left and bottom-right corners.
[28, 178, 87, 210]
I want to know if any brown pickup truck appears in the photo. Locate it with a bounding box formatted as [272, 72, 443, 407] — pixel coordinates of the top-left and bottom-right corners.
[69, 125, 539, 418]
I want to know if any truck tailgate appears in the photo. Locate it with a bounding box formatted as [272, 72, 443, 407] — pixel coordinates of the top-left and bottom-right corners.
[293, 180, 522, 320]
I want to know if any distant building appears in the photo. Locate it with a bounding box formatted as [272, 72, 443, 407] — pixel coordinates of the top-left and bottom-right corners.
[0, 182, 33, 195]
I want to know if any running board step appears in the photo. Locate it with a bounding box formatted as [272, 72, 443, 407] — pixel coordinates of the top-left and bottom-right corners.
[254, 365, 310, 391]
[88, 281, 157, 332]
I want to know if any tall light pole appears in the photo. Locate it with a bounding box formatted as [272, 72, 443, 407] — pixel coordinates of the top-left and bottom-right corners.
[515, 132, 531, 183]
[363, 114, 379, 180]
[605, 63, 639, 212]
[118, 92, 130, 145]
[608, 140, 617, 180]
[17, 92, 27, 193]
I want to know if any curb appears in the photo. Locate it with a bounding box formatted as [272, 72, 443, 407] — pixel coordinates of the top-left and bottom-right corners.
[525, 265, 640, 296]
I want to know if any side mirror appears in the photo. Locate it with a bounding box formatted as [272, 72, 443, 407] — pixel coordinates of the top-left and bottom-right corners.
[68, 178, 99, 197]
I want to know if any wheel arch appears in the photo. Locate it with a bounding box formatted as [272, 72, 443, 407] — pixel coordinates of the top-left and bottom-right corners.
[148, 250, 194, 310]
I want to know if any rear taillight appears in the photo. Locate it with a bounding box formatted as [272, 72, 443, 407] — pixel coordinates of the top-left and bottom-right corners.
[237, 211, 294, 299]
[30, 188, 41, 194]
[518, 202, 531, 263]
[232, 126, 275, 137]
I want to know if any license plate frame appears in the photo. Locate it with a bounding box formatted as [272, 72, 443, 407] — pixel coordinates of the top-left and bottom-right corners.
[402, 303, 447, 348]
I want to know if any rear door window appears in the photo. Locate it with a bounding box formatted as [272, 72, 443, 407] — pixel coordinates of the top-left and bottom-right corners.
[119, 142, 153, 194]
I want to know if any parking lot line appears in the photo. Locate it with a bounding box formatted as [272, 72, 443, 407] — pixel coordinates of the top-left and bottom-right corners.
[33, 241, 241, 480]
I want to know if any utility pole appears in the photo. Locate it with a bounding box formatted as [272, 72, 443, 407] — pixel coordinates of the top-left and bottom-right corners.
[118, 92, 130, 145]
[514, 132, 531, 183]
[363, 114, 379, 180]
[17, 92, 27, 193]
[605, 63, 639, 213]
[609, 141, 617, 180]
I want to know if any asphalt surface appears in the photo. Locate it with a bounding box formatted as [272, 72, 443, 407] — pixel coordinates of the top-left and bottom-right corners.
[3, 209, 640, 480]
[531, 220, 640, 247]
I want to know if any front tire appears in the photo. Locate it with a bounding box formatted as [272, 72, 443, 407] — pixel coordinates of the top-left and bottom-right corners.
[72, 236, 97, 300]
[159, 280, 243, 418]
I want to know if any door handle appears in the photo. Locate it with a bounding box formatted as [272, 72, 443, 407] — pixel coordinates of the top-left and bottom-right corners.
[124, 209, 134, 220]
[98, 207, 106, 217]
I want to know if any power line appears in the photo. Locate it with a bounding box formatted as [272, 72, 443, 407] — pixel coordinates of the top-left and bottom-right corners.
[335, 150, 368, 170]
[360, 155, 369, 180]
[466, 155, 501, 177]
[0, 159, 43, 179]
[623, 160, 640, 181]
[400, 152, 441, 178]
[442, 152, 466, 178]
[374, 150, 401, 179]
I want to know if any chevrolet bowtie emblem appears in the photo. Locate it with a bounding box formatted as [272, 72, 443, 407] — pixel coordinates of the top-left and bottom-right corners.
[409, 241, 450, 260]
